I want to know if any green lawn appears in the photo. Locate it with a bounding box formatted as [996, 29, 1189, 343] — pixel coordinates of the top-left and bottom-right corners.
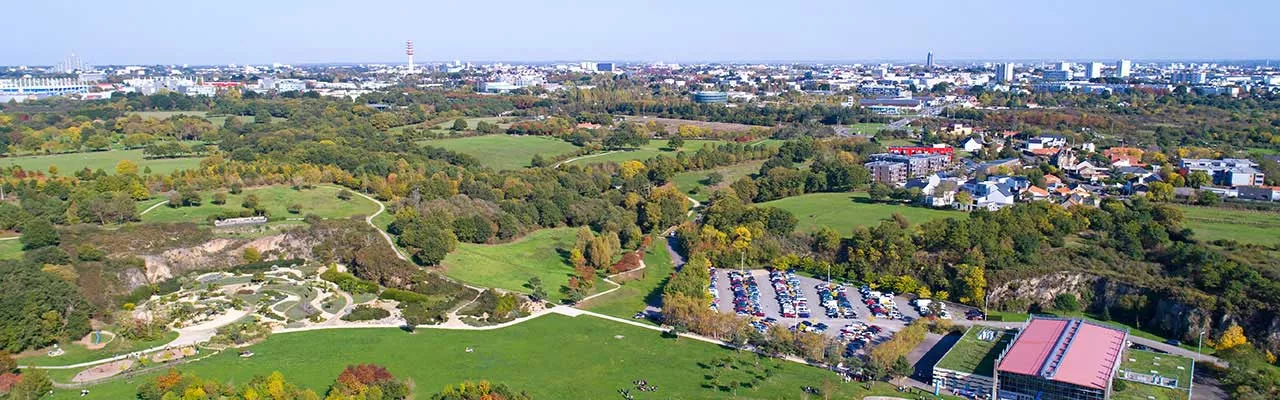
[845, 123, 888, 135]
[129, 111, 209, 119]
[141, 185, 377, 224]
[580, 237, 675, 322]
[1119, 348, 1193, 389]
[1112, 379, 1189, 400]
[1177, 205, 1280, 246]
[761, 192, 959, 233]
[19, 330, 179, 368]
[566, 140, 727, 166]
[419, 135, 581, 170]
[671, 160, 765, 202]
[934, 327, 1015, 376]
[0, 149, 202, 175]
[0, 239, 22, 260]
[433, 117, 518, 130]
[49, 314, 934, 400]
[442, 228, 596, 302]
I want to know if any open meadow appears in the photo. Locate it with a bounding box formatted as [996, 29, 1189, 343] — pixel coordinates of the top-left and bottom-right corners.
[48, 313, 910, 400]
[565, 139, 727, 166]
[0, 149, 202, 175]
[139, 185, 377, 224]
[1176, 205, 1280, 246]
[671, 160, 765, 202]
[441, 228, 595, 301]
[761, 192, 959, 232]
[419, 135, 580, 170]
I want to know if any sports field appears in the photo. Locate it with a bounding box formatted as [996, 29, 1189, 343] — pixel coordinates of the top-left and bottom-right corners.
[419, 135, 580, 170]
[140, 185, 377, 224]
[565, 139, 727, 166]
[0, 149, 202, 175]
[47, 314, 923, 400]
[1176, 205, 1280, 246]
[442, 228, 594, 301]
[579, 237, 675, 322]
[934, 327, 1014, 376]
[760, 192, 959, 232]
[670, 160, 764, 202]
[845, 122, 888, 135]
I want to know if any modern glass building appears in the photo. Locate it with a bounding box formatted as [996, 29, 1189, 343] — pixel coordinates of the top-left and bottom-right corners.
[994, 317, 1128, 400]
[692, 91, 728, 104]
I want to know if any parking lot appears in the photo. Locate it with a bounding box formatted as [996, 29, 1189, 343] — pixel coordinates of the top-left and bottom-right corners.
[712, 269, 911, 349]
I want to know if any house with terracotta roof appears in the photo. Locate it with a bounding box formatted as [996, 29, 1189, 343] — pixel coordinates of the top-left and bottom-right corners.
[994, 317, 1128, 400]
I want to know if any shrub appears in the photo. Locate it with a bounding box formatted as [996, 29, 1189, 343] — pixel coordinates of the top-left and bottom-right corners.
[342, 305, 390, 321]
[379, 288, 431, 304]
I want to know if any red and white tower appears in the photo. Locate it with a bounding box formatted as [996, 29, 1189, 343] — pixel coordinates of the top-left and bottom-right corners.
[405, 40, 415, 73]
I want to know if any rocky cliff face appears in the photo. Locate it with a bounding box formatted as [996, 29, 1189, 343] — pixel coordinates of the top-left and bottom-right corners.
[119, 231, 323, 291]
[990, 271, 1278, 353]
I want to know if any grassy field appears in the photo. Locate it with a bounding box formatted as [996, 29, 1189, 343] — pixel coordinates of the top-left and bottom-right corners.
[566, 139, 727, 166]
[19, 331, 179, 367]
[0, 149, 202, 175]
[140, 185, 377, 224]
[844, 123, 888, 135]
[419, 135, 581, 170]
[442, 228, 594, 302]
[130, 111, 283, 126]
[432, 116, 518, 130]
[934, 327, 1014, 376]
[671, 160, 765, 202]
[47, 314, 956, 400]
[1112, 379, 1189, 400]
[1119, 348, 1193, 389]
[1176, 205, 1280, 246]
[761, 192, 959, 233]
[580, 237, 675, 322]
[0, 239, 22, 260]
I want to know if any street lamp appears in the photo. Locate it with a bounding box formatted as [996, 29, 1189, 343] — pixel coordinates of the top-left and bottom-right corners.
[1188, 331, 1205, 400]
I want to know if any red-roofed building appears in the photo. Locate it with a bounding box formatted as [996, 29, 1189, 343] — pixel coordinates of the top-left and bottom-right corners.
[995, 317, 1128, 400]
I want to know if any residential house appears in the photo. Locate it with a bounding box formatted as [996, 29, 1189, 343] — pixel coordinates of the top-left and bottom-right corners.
[866, 161, 908, 185]
[961, 136, 985, 152]
[1025, 135, 1068, 151]
[907, 174, 963, 208]
[976, 158, 1023, 175]
[1104, 147, 1145, 167]
[960, 176, 1029, 211]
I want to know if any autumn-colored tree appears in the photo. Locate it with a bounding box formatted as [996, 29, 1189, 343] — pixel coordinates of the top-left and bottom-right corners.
[115, 159, 140, 175]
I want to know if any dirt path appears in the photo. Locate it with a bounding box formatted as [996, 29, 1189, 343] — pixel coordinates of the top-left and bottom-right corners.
[348, 190, 409, 261]
[139, 200, 168, 215]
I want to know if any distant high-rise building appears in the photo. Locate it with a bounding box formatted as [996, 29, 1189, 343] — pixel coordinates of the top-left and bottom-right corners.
[1086, 62, 1104, 79]
[1056, 61, 1072, 71]
[1171, 71, 1207, 84]
[1116, 59, 1132, 78]
[926, 51, 934, 68]
[996, 63, 1015, 83]
[405, 40, 415, 73]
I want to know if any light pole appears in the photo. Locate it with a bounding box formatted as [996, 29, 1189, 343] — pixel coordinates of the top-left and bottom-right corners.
[1188, 331, 1204, 400]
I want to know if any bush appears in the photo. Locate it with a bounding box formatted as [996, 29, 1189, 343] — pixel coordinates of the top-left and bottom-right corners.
[1053, 293, 1080, 312]
[379, 288, 431, 304]
[320, 269, 379, 294]
[341, 305, 390, 321]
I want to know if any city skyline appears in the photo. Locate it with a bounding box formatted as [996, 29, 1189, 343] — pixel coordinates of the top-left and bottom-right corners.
[5, 0, 1279, 66]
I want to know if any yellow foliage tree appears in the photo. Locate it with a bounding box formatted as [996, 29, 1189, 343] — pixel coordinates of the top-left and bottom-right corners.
[1215, 324, 1248, 351]
[116, 159, 140, 175]
[619, 160, 646, 179]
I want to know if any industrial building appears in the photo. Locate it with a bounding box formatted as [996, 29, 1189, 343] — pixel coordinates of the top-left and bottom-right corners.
[692, 91, 728, 104]
[994, 317, 1128, 400]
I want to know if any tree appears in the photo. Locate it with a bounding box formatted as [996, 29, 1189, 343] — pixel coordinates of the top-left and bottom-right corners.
[705, 172, 725, 186]
[667, 136, 685, 149]
[115, 160, 139, 175]
[242, 193, 261, 210]
[868, 182, 893, 201]
[337, 190, 352, 201]
[451, 118, 469, 131]
[1187, 171, 1211, 188]
[19, 219, 58, 250]
[1148, 182, 1174, 201]
[179, 186, 201, 206]
[243, 247, 262, 263]
[0, 351, 15, 373]
[526, 277, 547, 302]
[212, 192, 228, 205]
[287, 203, 303, 214]
[1217, 324, 1249, 351]
[11, 369, 52, 400]
[731, 226, 752, 270]
[1053, 293, 1081, 312]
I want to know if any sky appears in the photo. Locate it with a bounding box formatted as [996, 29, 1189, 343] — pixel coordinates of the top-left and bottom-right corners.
[5, 0, 1278, 65]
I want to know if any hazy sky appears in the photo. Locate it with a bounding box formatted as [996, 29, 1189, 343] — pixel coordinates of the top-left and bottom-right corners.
[6, 0, 1278, 65]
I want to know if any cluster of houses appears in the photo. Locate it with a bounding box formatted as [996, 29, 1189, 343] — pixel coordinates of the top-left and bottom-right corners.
[865, 124, 1276, 210]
